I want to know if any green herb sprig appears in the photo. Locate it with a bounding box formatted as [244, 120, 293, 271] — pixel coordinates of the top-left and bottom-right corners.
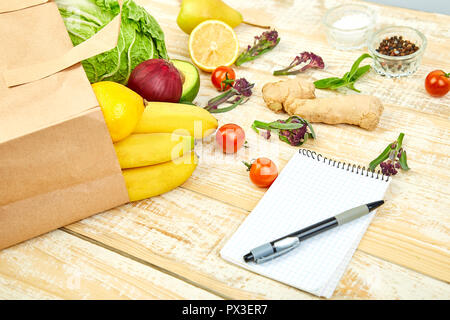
[369, 133, 410, 176]
[204, 78, 254, 113]
[314, 53, 372, 92]
[251, 116, 315, 146]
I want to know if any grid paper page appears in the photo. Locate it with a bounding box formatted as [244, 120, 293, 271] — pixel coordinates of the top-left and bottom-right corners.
[220, 150, 391, 298]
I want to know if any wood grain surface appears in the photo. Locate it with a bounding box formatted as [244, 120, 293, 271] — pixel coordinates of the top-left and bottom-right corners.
[65, 188, 450, 299]
[1, 0, 449, 299]
[0, 230, 219, 299]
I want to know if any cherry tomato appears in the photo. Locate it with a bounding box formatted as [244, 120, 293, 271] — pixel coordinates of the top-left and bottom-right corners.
[216, 123, 245, 154]
[211, 66, 236, 91]
[244, 158, 278, 188]
[425, 70, 449, 97]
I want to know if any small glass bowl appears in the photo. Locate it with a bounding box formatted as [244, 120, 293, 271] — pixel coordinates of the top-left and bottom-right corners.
[322, 4, 375, 50]
[368, 26, 427, 77]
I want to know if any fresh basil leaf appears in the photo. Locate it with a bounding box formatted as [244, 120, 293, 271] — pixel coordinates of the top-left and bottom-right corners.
[346, 53, 372, 81]
[396, 133, 405, 150]
[303, 118, 316, 139]
[313, 77, 342, 88]
[328, 80, 349, 90]
[342, 71, 350, 82]
[286, 115, 306, 124]
[314, 54, 372, 92]
[399, 150, 410, 171]
[346, 65, 371, 92]
[254, 116, 314, 146]
[369, 144, 391, 171]
[252, 120, 272, 131]
[350, 65, 371, 81]
[251, 122, 260, 134]
[267, 122, 305, 130]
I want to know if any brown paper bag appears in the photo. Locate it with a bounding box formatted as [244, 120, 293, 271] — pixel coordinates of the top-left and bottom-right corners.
[0, 0, 130, 250]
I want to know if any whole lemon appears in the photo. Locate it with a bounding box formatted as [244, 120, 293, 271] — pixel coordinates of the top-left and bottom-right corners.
[92, 81, 145, 142]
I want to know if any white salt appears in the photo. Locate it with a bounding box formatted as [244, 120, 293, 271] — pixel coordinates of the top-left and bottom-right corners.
[332, 13, 369, 30]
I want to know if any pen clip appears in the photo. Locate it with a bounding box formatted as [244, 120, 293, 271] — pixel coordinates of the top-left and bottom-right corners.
[254, 239, 300, 264]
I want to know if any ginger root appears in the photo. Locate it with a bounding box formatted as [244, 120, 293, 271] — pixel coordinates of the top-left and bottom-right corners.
[261, 78, 383, 130]
[284, 95, 383, 130]
[261, 78, 315, 113]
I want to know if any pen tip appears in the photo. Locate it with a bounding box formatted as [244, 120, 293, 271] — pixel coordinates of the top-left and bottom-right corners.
[367, 200, 384, 212]
[243, 253, 254, 263]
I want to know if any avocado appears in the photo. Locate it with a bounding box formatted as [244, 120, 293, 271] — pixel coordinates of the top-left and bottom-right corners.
[172, 59, 200, 102]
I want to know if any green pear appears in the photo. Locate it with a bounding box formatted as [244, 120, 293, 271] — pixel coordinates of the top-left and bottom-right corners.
[177, 0, 243, 34]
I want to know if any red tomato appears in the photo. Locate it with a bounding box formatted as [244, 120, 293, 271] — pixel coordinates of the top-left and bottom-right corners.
[211, 66, 236, 91]
[425, 70, 449, 97]
[216, 123, 245, 154]
[245, 158, 278, 188]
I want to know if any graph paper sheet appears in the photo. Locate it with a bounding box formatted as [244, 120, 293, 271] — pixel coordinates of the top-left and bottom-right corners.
[220, 150, 391, 298]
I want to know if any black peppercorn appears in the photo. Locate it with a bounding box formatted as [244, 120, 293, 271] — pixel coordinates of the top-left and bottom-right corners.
[376, 36, 419, 56]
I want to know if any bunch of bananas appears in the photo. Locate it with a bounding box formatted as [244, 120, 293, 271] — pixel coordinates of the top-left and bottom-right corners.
[117, 102, 217, 201]
[92, 82, 218, 202]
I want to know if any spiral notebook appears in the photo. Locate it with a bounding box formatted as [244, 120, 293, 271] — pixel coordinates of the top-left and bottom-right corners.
[220, 149, 391, 298]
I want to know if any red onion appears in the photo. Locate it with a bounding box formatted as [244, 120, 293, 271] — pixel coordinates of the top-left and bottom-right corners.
[127, 59, 182, 103]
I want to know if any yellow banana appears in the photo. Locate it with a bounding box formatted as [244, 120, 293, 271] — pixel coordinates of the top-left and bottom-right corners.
[134, 102, 218, 138]
[114, 133, 194, 169]
[123, 152, 198, 201]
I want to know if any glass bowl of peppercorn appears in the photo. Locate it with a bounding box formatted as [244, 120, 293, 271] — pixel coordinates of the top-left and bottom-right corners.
[368, 26, 427, 77]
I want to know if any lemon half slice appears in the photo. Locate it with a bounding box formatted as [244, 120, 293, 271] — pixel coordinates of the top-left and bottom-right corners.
[188, 20, 239, 72]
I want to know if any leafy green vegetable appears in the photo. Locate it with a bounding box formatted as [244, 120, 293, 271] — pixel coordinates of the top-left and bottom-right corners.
[313, 77, 342, 89]
[399, 150, 410, 171]
[369, 144, 391, 172]
[56, 0, 168, 84]
[369, 133, 410, 176]
[345, 53, 372, 82]
[252, 116, 315, 146]
[204, 78, 254, 113]
[313, 53, 372, 93]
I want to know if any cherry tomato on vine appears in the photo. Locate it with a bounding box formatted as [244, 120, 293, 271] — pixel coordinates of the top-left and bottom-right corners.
[216, 123, 245, 154]
[425, 70, 449, 97]
[211, 66, 236, 91]
[243, 158, 278, 188]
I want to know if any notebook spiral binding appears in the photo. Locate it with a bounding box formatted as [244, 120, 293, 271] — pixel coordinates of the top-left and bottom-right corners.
[298, 149, 390, 182]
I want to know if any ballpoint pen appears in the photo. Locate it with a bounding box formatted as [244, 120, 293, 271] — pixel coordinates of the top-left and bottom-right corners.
[243, 200, 385, 264]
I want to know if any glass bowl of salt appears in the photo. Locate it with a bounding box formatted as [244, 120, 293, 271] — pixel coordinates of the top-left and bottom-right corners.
[323, 4, 375, 50]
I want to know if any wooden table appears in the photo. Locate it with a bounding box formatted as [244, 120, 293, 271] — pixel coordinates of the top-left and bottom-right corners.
[1, 0, 449, 300]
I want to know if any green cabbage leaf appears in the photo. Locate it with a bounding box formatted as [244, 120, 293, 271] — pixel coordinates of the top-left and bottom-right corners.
[56, 0, 168, 84]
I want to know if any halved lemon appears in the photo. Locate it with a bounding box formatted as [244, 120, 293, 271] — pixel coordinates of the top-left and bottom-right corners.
[188, 20, 239, 72]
